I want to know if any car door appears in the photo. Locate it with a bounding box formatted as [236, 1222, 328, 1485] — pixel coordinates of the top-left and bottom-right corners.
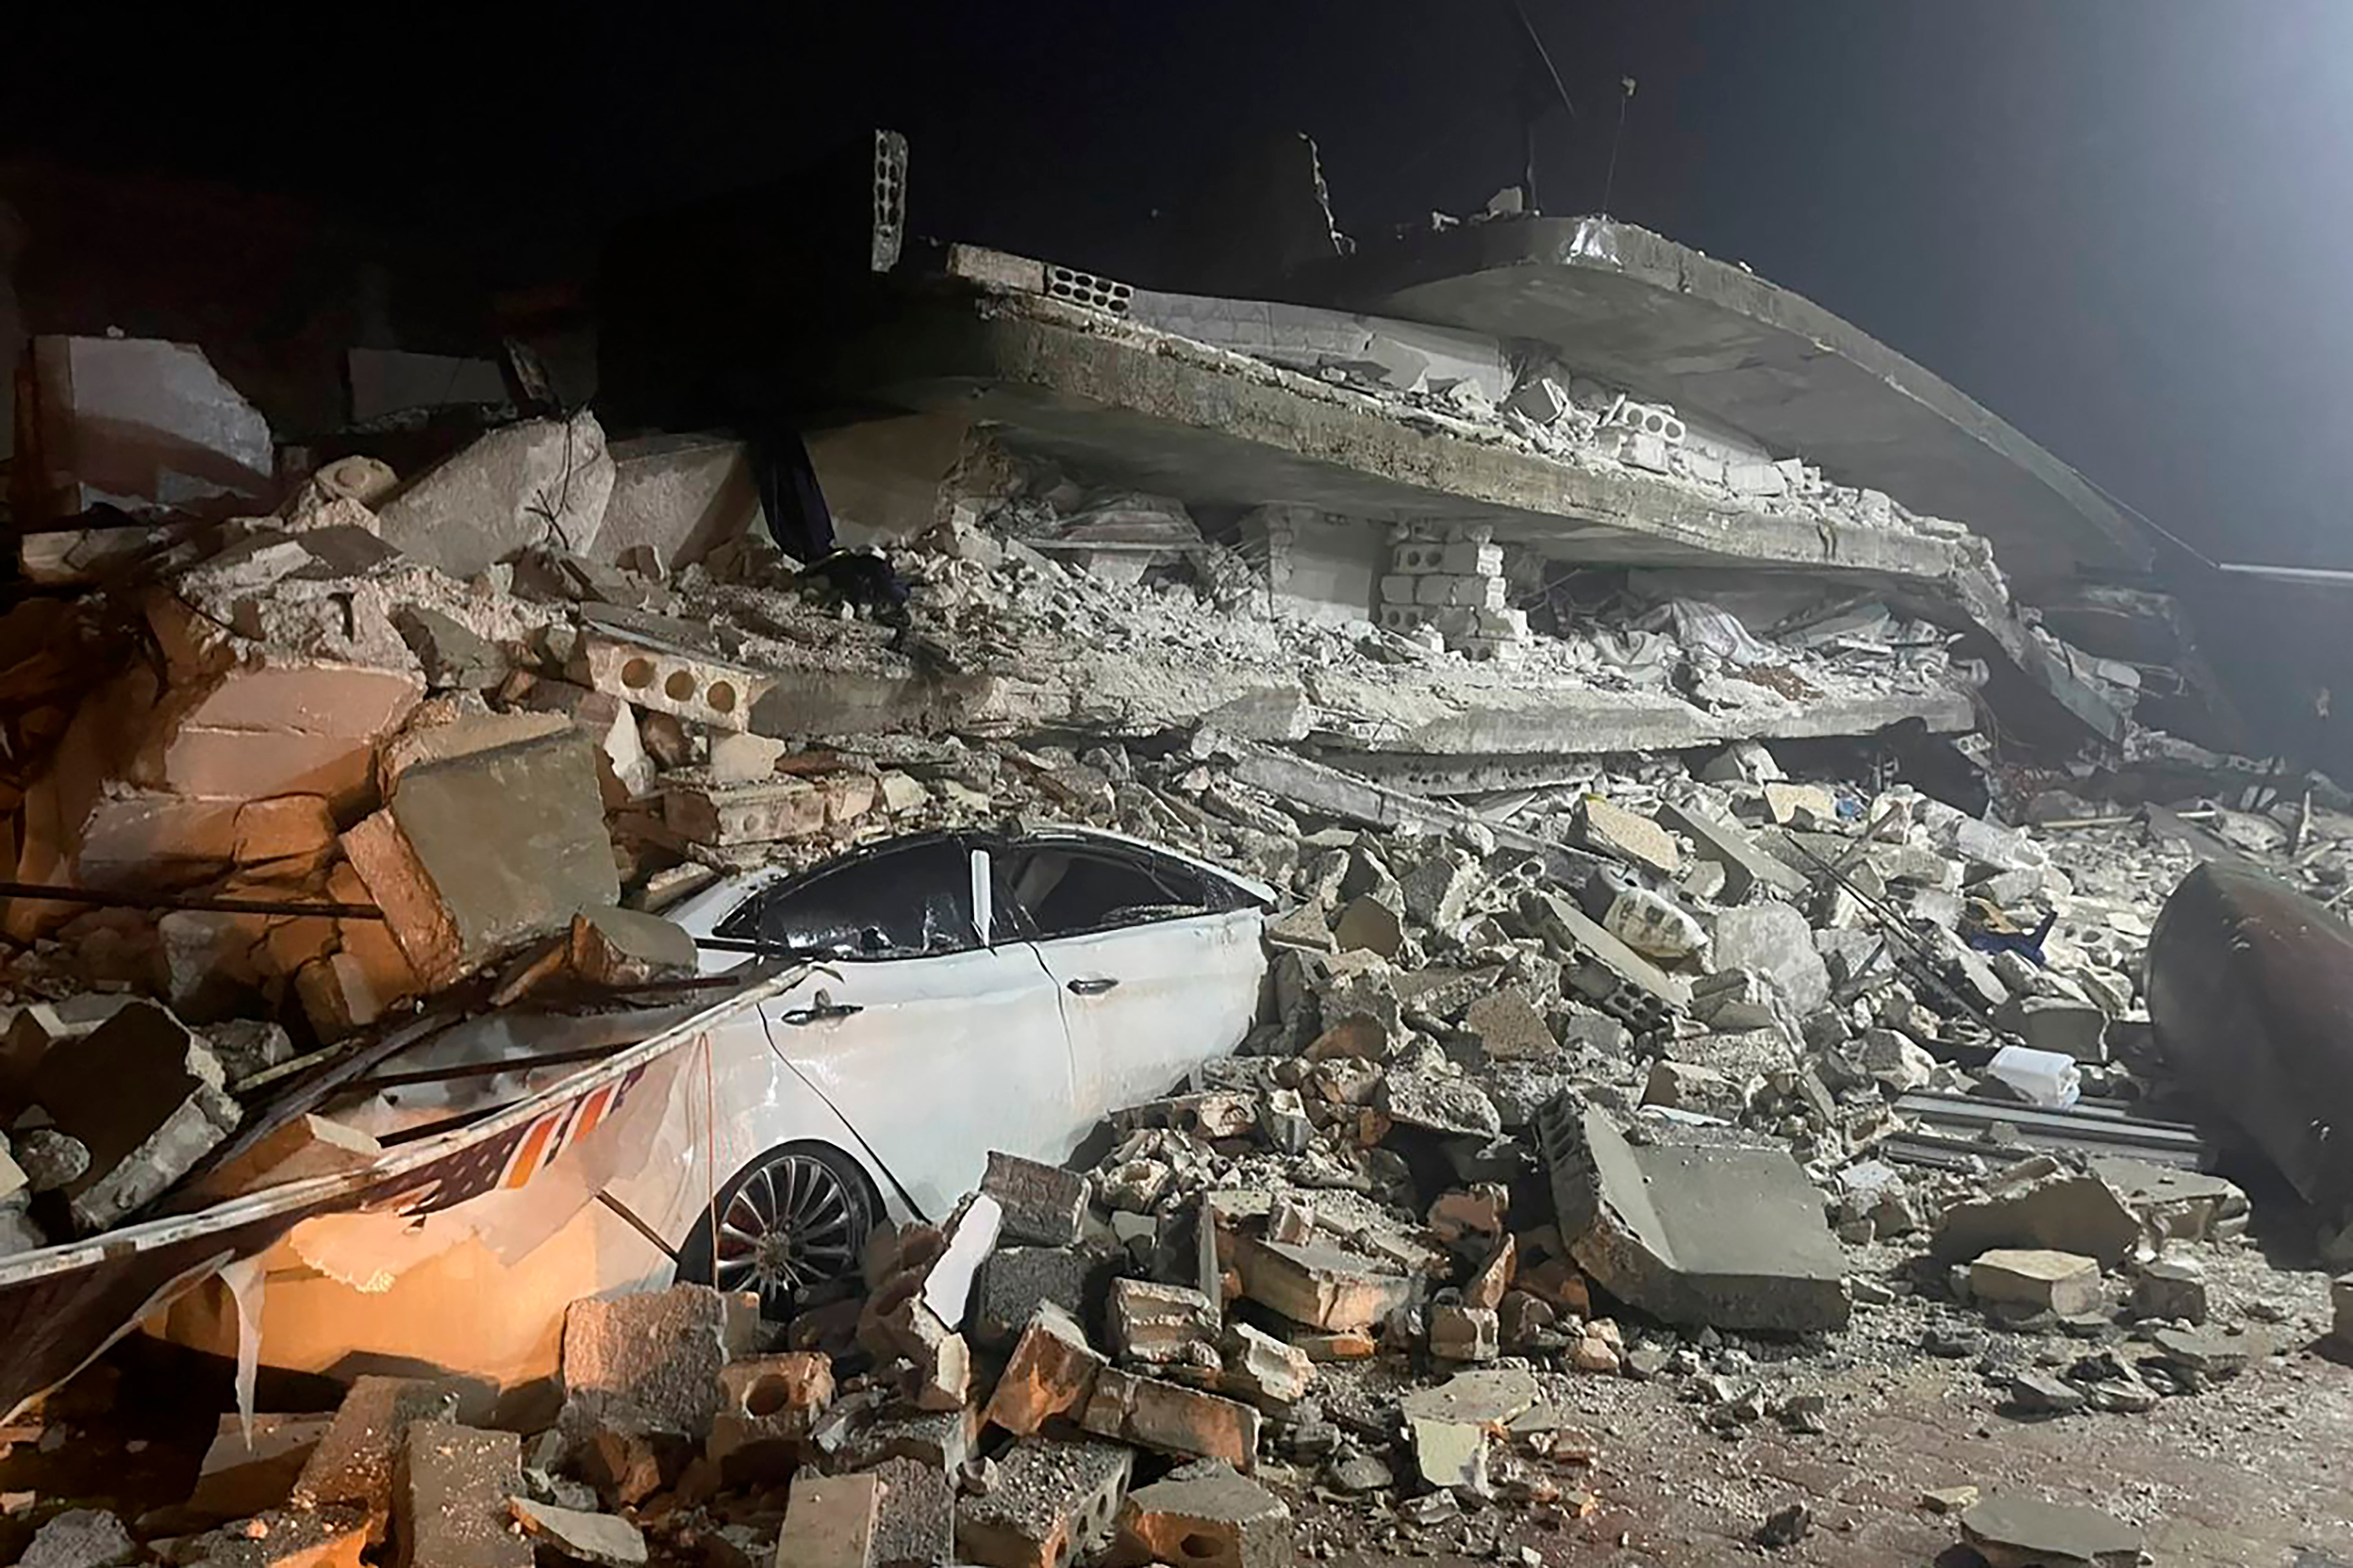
[716, 836, 1082, 1217]
[994, 832, 1272, 1119]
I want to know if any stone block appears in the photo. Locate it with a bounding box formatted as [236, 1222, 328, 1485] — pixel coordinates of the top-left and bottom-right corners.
[869, 1455, 955, 1568]
[777, 1471, 882, 1568]
[1969, 1249, 2102, 1317]
[294, 1375, 472, 1524]
[581, 630, 775, 734]
[984, 1150, 1089, 1246]
[984, 1303, 1106, 1435]
[1538, 1096, 1848, 1333]
[23, 999, 241, 1233]
[1081, 1367, 1261, 1470]
[1108, 1278, 1219, 1365]
[955, 1439, 1131, 1568]
[25, 336, 273, 522]
[561, 1284, 761, 1440]
[344, 724, 619, 988]
[377, 412, 616, 578]
[1235, 1238, 1414, 1332]
[1760, 782, 1836, 827]
[393, 1421, 529, 1568]
[1575, 796, 1680, 876]
[595, 434, 763, 573]
[1111, 1459, 1289, 1568]
[2000, 995, 2110, 1063]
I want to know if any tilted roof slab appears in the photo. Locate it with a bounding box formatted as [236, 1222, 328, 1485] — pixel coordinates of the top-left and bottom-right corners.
[1295, 216, 2152, 591]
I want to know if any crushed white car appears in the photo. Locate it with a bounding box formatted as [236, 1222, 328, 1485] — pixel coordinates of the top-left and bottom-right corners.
[148, 825, 1274, 1386]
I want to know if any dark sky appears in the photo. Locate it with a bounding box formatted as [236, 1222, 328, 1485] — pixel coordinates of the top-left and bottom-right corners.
[18, 2, 2353, 567]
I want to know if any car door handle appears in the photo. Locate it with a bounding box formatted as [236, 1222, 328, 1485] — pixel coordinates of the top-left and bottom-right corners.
[778, 1001, 864, 1026]
[1066, 977, 1119, 996]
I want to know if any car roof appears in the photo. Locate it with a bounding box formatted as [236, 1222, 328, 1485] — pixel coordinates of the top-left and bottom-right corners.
[663, 823, 1277, 936]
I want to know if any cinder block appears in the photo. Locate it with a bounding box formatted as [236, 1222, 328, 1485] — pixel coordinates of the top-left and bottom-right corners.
[871, 1455, 955, 1568]
[709, 1353, 836, 1476]
[580, 631, 775, 733]
[561, 1284, 762, 1440]
[1107, 1279, 1219, 1366]
[1112, 1459, 1290, 1568]
[956, 1439, 1132, 1568]
[1437, 542, 1503, 575]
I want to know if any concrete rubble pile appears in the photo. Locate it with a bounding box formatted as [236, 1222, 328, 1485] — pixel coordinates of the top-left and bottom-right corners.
[2, 285, 2349, 1560]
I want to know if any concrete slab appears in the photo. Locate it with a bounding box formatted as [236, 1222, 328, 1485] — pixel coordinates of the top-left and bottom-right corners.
[1538, 1097, 1849, 1332]
[1298, 216, 2151, 591]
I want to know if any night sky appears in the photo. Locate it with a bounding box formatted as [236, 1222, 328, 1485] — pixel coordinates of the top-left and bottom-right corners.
[16, 1, 2353, 569]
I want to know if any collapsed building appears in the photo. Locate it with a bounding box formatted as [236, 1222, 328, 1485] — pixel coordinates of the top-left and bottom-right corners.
[0, 132, 2348, 1566]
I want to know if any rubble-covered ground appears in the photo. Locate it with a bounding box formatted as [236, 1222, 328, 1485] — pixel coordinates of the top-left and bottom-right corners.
[4, 342, 2353, 1568]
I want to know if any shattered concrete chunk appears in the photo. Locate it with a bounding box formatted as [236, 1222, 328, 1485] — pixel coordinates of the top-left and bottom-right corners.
[293, 1374, 472, 1524]
[1377, 1071, 1501, 1137]
[1219, 1323, 1313, 1407]
[1330, 891, 1404, 959]
[984, 1150, 1089, 1246]
[393, 604, 507, 692]
[507, 1498, 647, 1568]
[596, 434, 763, 574]
[1460, 987, 1555, 1061]
[1575, 796, 1679, 876]
[376, 412, 616, 578]
[564, 905, 698, 988]
[345, 725, 620, 989]
[1235, 1238, 1414, 1332]
[1429, 1304, 1499, 1362]
[1398, 1369, 1540, 1491]
[1958, 1493, 2142, 1568]
[17, 1508, 136, 1568]
[974, 1246, 1106, 1350]
[1932, 1165, 2140, 1268]
[26, 336, 274, 521]
[955, 1439, 1132, 1568]
[1710, 902, 1830, 1016]
[1658, 800, 1806, 898]
[2129, 1259, 2208, 1323]
[394, 1421, 530, 1568]
[1538, 1096, 1849, 1332]
[1111, 1459, 1289, 1568]
[24, 999, 241, 1233]
[187, 1412, 334, 1522]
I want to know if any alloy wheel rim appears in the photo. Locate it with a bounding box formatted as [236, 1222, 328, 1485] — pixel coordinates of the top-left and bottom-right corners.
[712, 1154, 860, 1314]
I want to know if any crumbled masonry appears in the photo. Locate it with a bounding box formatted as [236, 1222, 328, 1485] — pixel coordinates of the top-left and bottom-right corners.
[2, 156, 2349, 1568]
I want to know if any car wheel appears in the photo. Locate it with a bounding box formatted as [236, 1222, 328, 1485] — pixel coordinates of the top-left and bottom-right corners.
[676, 1142, 875, 1319]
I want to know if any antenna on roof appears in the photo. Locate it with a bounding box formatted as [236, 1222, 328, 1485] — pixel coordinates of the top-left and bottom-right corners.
[1602, 76, 1637, 216]
[1504, 0, 1577, 214]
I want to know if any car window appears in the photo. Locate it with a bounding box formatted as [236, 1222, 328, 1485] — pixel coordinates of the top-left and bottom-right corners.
[716, 840, 977, 959]
[998, 843, 1215, 939]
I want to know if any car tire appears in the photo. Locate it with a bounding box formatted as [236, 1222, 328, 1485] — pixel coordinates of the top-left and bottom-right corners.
[674, 1141, 876, 1319]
